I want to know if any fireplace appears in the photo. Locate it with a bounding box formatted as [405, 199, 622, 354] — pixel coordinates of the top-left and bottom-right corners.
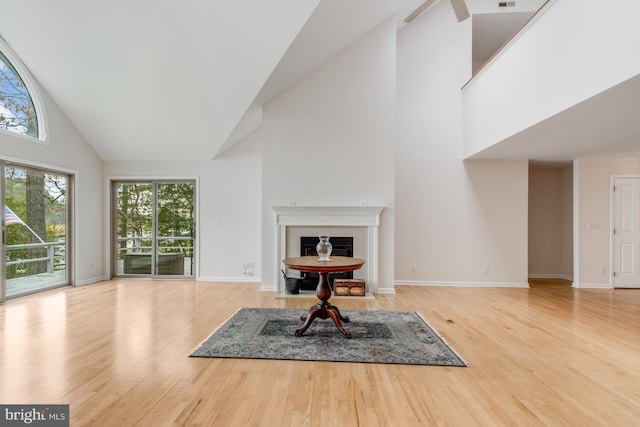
[271, 205, 384, 293]
[299, 236, 354, 290]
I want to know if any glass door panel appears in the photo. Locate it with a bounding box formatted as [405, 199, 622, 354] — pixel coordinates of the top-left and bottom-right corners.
[114, 181, 194, 277]
[115, 183, 153, 275]
[156, 183, 194, 276]
[3, 165, 69, 298]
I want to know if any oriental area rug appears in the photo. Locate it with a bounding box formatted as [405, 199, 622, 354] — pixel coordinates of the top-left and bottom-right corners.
[191, 308, 466, 367]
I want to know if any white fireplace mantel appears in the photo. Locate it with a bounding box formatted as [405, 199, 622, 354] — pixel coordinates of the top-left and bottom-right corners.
[272, 205, 384, 293]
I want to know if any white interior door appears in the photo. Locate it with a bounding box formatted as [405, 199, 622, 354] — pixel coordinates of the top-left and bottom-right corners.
[613, 177, 640, 288]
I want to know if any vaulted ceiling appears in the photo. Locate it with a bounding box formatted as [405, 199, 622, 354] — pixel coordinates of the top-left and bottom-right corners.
[0, 0, 538, 162]
[0, 0, 417, 161]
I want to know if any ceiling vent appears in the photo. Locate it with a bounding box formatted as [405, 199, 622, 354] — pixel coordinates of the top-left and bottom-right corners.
[499, 1, 516, 6]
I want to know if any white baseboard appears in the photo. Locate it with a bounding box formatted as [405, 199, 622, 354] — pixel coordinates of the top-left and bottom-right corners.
[572, 282, 611, 289]
[394, 280, 529, 288]
[78, 276, 262, 285]
[197, 276, 261, 283]
[76, 275, 108, 286]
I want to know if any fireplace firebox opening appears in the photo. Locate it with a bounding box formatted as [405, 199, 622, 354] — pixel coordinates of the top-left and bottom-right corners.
[299, 236, 353, 290]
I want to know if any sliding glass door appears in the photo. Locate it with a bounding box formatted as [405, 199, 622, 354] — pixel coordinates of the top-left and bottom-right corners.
[2, 162, 70, 300]
[113, 180, 195, 277]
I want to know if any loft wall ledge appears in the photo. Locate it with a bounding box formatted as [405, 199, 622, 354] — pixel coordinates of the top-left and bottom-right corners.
[462, 0, 640, 160]
[462, 0, 554, 92]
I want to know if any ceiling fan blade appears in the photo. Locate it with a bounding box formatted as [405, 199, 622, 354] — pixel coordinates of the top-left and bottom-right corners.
[404, 0, 438, 23]
[450, 0, 470, 22]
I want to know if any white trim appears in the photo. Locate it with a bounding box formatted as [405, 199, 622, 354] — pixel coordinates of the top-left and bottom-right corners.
[70, 168, 77, 287]
[272, 205, 383, 227]
[260, 282, 277, 292]
[0, 155, 77, 175]
[0, 128, 47, 145]
[77, 275, 108, 286]
[0, 36, 48, 143]
[0, 155, 78, 288]
[571, 282, 611, 289]
[271, 205, 384, 294]
[395, 280, 529, 288]
[610, 174, 640, 289]
[105, 175, 200, 280]
[197, 276, 261, 283]
[573, 159, 580, 288]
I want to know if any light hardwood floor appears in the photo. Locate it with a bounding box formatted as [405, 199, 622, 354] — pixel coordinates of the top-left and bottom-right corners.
[1, 278, 639, 426]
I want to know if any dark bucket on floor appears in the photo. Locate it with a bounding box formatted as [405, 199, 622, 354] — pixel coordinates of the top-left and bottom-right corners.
[285, 278, 302, 294]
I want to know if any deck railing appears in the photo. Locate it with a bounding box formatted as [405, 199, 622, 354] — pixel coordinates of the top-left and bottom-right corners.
[6, 241, 66, 276]
[116, 236, 194, 256]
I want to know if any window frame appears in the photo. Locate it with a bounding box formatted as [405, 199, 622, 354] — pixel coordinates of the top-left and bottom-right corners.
[1, 159, 74, 302]
[0, 36, 47, 143]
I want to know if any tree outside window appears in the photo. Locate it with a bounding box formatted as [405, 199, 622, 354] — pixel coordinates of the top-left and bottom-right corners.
[0, 50, 38, 138]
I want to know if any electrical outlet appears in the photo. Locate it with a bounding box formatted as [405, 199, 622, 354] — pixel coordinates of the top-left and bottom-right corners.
[410, 265, 416, 272]
[483, 266, 489, 274]
[600, 267, 606, 275]
[243, 262, 255, 276]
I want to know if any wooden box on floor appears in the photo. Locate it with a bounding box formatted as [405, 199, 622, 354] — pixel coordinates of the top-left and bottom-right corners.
[334, 279, 365, 296]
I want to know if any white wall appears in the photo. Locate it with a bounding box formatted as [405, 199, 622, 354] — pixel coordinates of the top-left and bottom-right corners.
[395, 0, 529, 287]
[261, 18, 396, 292]
[574, 156, 640, 288]
[7, 3, 596, 291]
[104, 130, 262, 282]
[0, 83, 105, 285]
[463, 0, 640, 156]
[560, 165, 574, 277]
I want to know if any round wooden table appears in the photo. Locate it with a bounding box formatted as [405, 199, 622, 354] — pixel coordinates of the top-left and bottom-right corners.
[283, 256, 365, 339]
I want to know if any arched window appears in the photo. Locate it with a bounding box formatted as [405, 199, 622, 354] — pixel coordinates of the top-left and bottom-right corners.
[0, 41, 45, 141]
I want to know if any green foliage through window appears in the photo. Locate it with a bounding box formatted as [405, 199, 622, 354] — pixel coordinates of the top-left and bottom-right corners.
[5, 167, 67, 279]
[116, 182, 194, 260]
